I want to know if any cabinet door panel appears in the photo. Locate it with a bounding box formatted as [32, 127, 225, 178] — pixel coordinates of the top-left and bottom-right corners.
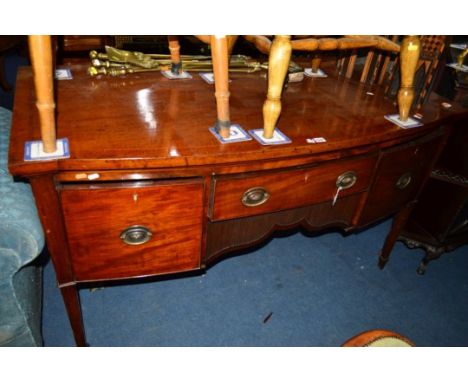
[360, 135, 442, 224]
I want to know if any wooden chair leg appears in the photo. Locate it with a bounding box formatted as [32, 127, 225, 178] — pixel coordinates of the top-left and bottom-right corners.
[168, 35, 181, 75]
[311, 54, 321, 73]
[263, 35, 292, 139]
[211, 35, 231, 139]
[398, 35, 421, 121]
[28, 35, 56, 153]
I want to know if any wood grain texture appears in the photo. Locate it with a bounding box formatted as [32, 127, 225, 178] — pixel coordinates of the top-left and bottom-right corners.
[8, 57, 468, 346]
[8, 63, 466, 176]
[206, 193, 362, 264]
[360, 130, 443, 225]
[211, 155, 376, 221]
[60, 180, 204, 281]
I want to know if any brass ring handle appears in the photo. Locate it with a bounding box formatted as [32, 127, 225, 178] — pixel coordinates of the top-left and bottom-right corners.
[336, 171, 357, 190]
[396, 172, 412, 190]
[241, 187, 270, 207]
[120, 225, 153, 245]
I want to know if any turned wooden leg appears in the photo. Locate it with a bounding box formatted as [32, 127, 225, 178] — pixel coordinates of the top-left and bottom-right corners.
[60, 284, 87, 346]
[263, 35, 292, 139]
[311, 54, 321, 73]
[211, 35, 231, 139]
[28, 35, 56, 153]
[398, 35, 421, 122]
[378, 202, 416, 269]
[168, 35, 181, 75]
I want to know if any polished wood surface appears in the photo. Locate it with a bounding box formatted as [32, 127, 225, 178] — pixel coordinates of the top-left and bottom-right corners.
[206, 193, 362, 263]
[9, 62, 464, 176]
[212, 155, 375, 221]
[8, 59, 468, 346]
[60, 180, 204, 281]
[360, 131, 443, 225]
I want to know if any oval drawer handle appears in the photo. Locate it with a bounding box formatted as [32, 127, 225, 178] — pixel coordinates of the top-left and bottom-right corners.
[120, 225, 153, 245]
[336, 171, 357, 190]
[396, 172, 412, 190]
[242, 187, 270, 207]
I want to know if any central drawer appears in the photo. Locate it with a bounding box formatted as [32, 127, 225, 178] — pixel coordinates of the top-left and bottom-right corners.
[60, 179, 204, 281]
[211, 155, 377, 221]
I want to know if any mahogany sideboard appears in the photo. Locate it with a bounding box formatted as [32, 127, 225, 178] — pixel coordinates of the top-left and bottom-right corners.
[8, 63, 467, 346]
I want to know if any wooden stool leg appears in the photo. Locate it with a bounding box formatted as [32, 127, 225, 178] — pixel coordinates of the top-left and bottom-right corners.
[60, 284, 87, 346]
[28, 35, 56, 153]
[263, 35, 292, 139]
[378, 202, 416, 269]
[168, 35, 181, 75]
[311, 54, 321, 73]
[211, 35, 231, 139]
[398, 35, 421, 121]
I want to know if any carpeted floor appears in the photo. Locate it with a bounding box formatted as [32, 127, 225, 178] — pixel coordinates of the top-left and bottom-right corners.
[41, 219, 468, 346]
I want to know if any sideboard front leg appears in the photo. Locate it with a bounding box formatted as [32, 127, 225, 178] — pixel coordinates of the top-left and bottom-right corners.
[60, 284, 87, 346]
[398, 35, 421, 121]
[378, 201, 416, 269]
[211, 35, 231, 139]
[263, 35, 292, 139]
[29, 175, 86, 346]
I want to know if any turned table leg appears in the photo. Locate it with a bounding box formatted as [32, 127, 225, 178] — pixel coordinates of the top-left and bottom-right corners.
[378, 202, 416, 269]
[398, 35, 421, 122]
[263, 35, 292, 139]
[168, 35, 182, 75]
[211, 35, 231, 139]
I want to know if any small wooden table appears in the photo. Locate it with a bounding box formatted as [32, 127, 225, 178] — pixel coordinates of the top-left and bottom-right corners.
[8, 62, 467, 345]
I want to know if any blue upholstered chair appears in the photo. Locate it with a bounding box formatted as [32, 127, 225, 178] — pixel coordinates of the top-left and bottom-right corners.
[0, 106, 45, 346]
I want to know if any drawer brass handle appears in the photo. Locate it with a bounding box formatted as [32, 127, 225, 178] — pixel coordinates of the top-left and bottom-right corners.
[396, 172, 412, 190]
[241, 187, 270, 207]
[336, 171, 357, 190]
[120, 225, 153, 245]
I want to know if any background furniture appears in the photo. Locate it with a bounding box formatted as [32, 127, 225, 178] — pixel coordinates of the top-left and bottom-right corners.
[0, 106, 44, 346]
[399, 123, 468, 274]
[342, 329, 414, 346]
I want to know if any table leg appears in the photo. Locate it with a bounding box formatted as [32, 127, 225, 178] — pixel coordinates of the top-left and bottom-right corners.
[30, 175, 87, 346]
[60, 284, 87, 346]
[378, 201, 416, 269]
[263, 35, 292, 139]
